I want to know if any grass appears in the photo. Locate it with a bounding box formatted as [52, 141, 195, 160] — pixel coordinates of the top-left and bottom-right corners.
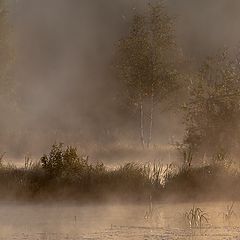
[0, 143, 239, 202]
[219, 202, 237, 222]
[0, 144, 160, 201]
[144, 195, 153, 220]
[162, 162, 240, 201]
[224, 202, 236, 221]
[184, 206, 208, 229]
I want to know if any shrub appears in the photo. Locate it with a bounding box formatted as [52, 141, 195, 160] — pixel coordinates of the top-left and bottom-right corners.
[41, 143, 89, 180]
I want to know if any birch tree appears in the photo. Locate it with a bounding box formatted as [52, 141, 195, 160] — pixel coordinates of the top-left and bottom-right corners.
[114, 3, 180, 148]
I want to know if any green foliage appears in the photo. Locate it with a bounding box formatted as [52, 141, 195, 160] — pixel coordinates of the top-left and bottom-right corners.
[0, 143, 240, 202]
[183, 48, 240, 158]
[114, 2, 182, 148]
[41, 143, 65, 177]
[41, 143, 88, 179]
[38, 144, 156, 200]
[115, 3, 179, 105]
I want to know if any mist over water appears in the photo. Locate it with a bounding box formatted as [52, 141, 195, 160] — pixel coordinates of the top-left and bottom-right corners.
[0, 202, 240, 240]
[0, 2, 240, 240]
[1, 0, 240, 161]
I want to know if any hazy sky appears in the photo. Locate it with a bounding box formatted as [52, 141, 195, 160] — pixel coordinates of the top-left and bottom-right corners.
[2, 0, 240, 158]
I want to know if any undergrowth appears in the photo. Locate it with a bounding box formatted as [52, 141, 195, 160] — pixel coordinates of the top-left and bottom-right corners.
[0, 143, 239, 202]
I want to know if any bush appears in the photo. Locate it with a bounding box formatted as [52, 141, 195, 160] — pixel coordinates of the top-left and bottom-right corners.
[41, 143, 89, 179]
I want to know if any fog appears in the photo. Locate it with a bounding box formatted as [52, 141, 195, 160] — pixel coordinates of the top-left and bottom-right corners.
[1, 0, 240, 161]
[0, 2, 240, 239]
[0, 202, 239, 239]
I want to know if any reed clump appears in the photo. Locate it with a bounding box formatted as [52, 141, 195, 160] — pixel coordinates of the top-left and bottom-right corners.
[184, 206, 208, 229]
[219, 202, 237, 223]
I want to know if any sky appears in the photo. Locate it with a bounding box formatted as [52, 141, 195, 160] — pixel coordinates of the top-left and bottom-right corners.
[1, 0, 240, 159]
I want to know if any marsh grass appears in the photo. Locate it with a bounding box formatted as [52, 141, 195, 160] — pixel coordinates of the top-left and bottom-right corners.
[145, 163, 176, 187]
[219, 202, 237, 223]
[144, 195, 153, 220]
[0, 143, 239, 202]
[0, 144, 161, 201]
[184, 206, 208, 229]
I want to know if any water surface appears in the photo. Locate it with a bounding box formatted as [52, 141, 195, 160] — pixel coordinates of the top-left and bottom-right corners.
[0, 202, 239, 239]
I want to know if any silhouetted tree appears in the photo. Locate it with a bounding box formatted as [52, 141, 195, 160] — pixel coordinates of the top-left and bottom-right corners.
[183, 48, 240, 159]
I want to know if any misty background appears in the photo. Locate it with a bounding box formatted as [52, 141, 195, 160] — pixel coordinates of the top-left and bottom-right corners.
[2, 0, 240, 161]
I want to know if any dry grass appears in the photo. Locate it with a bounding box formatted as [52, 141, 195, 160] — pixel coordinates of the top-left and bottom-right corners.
[219, 202, 237, 222]
[0, 143, 238, 202]
[184, 206, 208, 229]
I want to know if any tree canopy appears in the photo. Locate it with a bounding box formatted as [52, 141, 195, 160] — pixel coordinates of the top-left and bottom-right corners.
[183, 48, 240, 158]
